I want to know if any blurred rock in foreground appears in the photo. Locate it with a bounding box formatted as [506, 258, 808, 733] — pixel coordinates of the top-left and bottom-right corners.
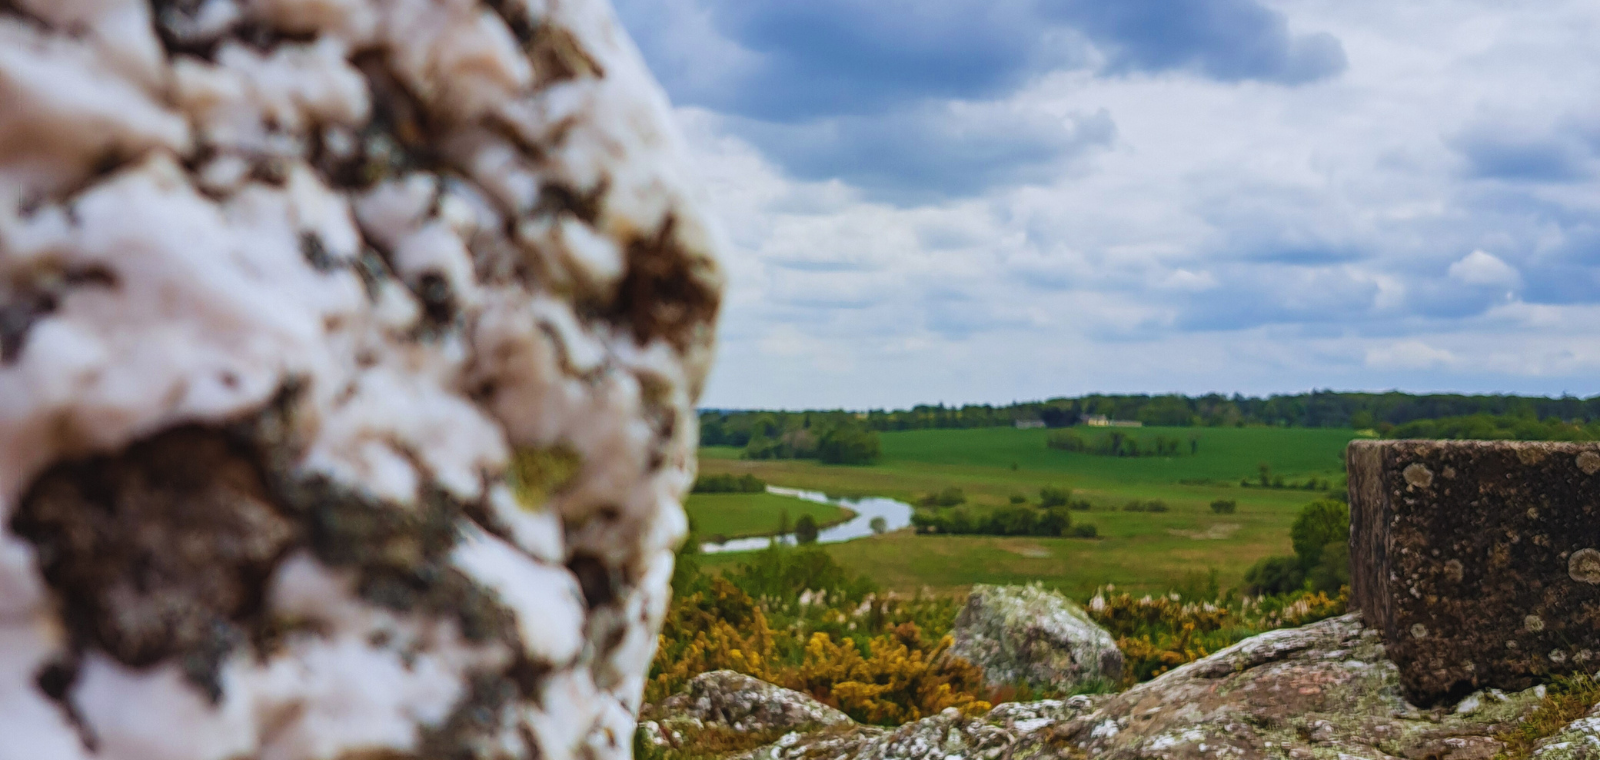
[0, 0, 721, 757]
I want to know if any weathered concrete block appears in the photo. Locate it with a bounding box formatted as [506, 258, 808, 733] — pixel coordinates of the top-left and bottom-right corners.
[1349, 439, 1600, 705]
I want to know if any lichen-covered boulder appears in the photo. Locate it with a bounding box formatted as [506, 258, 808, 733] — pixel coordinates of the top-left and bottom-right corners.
[643, 670, 851, 733]
[949, 584, 1123, 693]
[745, 696, 1106, 760]
[0, 0, 721, 758]
[638, 671, 851, 749]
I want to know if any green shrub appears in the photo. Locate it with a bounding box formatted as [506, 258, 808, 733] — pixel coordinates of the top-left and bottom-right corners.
[911, 505, 1072, 537]
[1243, 498, 1351, 595]
[919, 487, 966, 507]
[1069, 524, 1099, 538]
[1244, 555, 1304, 595]
[794, 514, 819, 545]
[1039, 485, 1071, 508]
[1009, 494, 1027, 504]
[1290, 500, 1349, 570]
[1122, 500, 1170, 513]
[1209, 499, 1237, 514]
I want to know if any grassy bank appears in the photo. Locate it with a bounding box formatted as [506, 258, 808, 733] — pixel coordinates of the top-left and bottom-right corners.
[684, 491, 852, 542]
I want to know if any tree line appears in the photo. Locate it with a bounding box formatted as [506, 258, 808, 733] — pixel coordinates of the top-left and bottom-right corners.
[699, 391, 1600, 445]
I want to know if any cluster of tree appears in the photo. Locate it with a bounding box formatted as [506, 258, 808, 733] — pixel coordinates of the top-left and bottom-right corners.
[793, 514, 819, 544]
[738, 420, 882, 465]
[700, 391, 1600, 439]
[1046, 430, 1194, 457]
[691, 473, 767, 493]
[910, 505, 1097, 538]
[1387, 414, 1600, 442]
[1210, 499, 1237, 514]
[1121, 500, 1170, 513]
[1239, 463, 1334, 491]
[1244, 499, 1350, 596]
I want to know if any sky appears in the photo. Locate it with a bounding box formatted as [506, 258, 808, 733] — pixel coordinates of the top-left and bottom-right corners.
[611, 0, 1600, 410]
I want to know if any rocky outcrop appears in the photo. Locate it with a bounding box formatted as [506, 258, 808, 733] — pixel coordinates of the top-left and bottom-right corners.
[1349, 440, 1600, 704]
[746, 614, 1557, 760]
[640, 670, 850, 742]
[744, 696, 1106, 760]
[950, 584, 1124, 692]
[0, 0, 721, 758]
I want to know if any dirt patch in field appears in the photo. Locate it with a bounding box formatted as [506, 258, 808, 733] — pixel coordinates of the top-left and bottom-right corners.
[1167, 523, 1241, 540]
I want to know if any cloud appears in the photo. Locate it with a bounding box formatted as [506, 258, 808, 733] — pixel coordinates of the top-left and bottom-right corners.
[614, 0, 1347, 201]
[1365, 341, 1458, 371]
[634, 0, 1600, 408]
[1448, 250, 1521, 288]
[1048, 0, 1347, 85]
[728, 105, 1116, 203]
[1451, 125, 1596, 182]
[619, 0, 1345, 124]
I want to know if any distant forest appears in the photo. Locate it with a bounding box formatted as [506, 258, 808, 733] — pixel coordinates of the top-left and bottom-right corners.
[699, 391, 1600, 448]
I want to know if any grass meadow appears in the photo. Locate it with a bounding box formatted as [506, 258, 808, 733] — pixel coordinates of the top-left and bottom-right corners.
[694, 426, 1365, 595]
[684, 492, 850, 541]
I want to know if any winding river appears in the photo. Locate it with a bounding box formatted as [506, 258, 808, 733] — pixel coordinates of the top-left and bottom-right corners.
[699, 486, 915, 554]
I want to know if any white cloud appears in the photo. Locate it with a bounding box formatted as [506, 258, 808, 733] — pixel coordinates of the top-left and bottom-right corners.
[651, 0, 1600, 407]
[1365, 341, 1458, 371]
[1448, 250, 1521, 288]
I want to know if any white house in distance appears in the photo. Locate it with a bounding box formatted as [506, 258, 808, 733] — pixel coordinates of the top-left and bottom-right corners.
[1083, 415, 1143, 428]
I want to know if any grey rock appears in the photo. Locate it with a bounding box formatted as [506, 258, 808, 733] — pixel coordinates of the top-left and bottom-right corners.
[950, 584, 1124, 693]
[641, 670, 852, 739]
[745, 696, 1106, 760]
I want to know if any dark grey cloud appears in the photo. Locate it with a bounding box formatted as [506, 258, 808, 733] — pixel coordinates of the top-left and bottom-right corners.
[729, 107, 1115, 203]
[1449, 113, 1600, 182]
[1048, 0, 1347, 85]
[1452, 130, 1593, 182]
[617, 0, 1347, 122]
[613, 0, 1344, 200]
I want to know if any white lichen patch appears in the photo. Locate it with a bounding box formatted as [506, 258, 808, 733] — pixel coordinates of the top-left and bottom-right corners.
[1570, 549, 1600, 584]
[1578, 451, 1600, 476]
[0, 0, 723, 757]
[1403, 463, 1434, 489]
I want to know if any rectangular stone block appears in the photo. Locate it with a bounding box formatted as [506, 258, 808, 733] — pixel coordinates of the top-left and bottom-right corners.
[1349, 439, 1600, 705]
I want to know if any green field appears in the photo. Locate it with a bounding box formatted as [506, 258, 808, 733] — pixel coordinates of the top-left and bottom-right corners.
[697, 426, 1364, 595]
[685, 492, 851, 542]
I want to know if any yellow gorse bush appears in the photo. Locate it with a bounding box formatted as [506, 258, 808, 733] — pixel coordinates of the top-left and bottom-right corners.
[1086, 586, 1348, 685]
[647, 574, 989, 725]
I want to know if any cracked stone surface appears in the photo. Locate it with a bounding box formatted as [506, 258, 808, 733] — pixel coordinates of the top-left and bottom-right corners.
[737, 615, 1555, 760]
[1350, 440, 1600, 705]
[0, 0, 722, 757]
